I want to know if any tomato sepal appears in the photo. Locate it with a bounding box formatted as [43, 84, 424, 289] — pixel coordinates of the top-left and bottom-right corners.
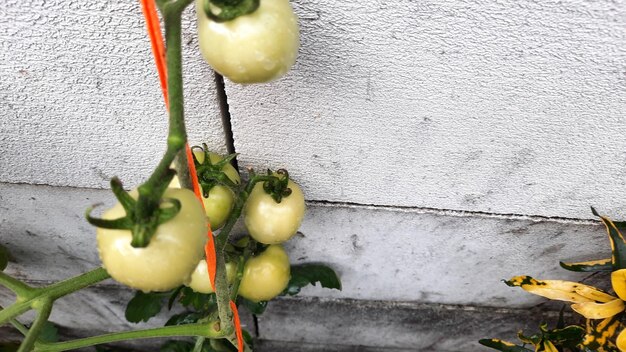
[203, 0, 260, 22]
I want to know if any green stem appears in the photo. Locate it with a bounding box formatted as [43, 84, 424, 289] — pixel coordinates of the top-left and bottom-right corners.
[192, 336, 205, 352]
[0, 268, 109, 326]
[230, 256, 245, 301]
[0, 305, 29, 336]
[37, 268, 109, 301]
[34, 323, 224, 352]
[131, 0, 194, 247]
[0, 300, 34, 326]
[17, 299, 52, 352]
[0, 271, 33, 298]
[211, 174, 275, 338]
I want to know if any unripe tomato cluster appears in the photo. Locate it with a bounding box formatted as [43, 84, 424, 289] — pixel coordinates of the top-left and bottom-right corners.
[97, 150, 305, 303]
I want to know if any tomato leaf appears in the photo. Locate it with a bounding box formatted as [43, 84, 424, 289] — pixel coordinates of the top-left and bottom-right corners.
[38, 321, 59, 342]
[0, 343, 19, 352]
[125, 291, 165, 323]
[179, 287, 218, 312]
[0, 244, 10, 271]
[282, 264, 342, 296]
[165, 311, 205, 326]
[241, 298, 267, 315]
[242, 329, 254, 348]
[160, 340, 222, 352]
[160, 341, 195, 352]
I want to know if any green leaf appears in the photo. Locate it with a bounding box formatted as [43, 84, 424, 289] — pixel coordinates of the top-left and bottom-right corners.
[242, 329, 254, 348]
[165, 311, 206, 326]
[38, 321, 59, 343]
[479, 339, 534, 352]
[179, 287, 217, 311]
[125, 291, 165, 323]
[591, 207, 626, 270]
[559, 258, 612, 272]
[282, 264, 341, 296]
[168, 286, 184, 310]
[0, 244, 9, 271]
[545, 325, 585, 344]
[0, 343, 19, 352]
[241, 298, 267, 315]
[160, 340, 194, 352]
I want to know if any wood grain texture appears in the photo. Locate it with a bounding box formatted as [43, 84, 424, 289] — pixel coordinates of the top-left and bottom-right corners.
[0, 0, 225, 189]
[226, 0, 626, 219]
[252, 297, 578, 352]
[0, 183, 611, 307]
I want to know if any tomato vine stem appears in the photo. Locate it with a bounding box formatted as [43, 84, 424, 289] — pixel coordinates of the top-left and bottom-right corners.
[0, 268, 110, 327]
[210, 173, 277, 349]
[0, 304, 28, 336]
[33, 322, 224, 352]
[0, 271, 33, 298]
[17, 299, 52, 352]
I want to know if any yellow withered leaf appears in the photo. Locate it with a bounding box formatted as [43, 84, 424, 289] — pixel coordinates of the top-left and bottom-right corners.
[506, 276, 614, 303]
[616, 328, 626, 352]
[582, 317, 621, 350]
[612, 269, 626, 301]
[535, 340, 558, 352]
[572, 299, 625, 319]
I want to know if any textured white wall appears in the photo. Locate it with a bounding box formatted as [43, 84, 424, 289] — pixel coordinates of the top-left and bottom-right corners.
[228, 0, 626, 219]
[0, 0, 226, 189]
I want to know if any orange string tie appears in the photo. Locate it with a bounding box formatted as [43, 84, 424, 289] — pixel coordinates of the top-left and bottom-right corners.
[229, 301, 245, 352]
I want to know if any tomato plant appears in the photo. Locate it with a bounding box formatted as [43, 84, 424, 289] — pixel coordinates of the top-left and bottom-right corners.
[96, 188, 208, 292]
[244, 176, 306, 244]
[238, 245, 291, 302]
[196, 0, 300, 83]
[0, 1, 342, 351]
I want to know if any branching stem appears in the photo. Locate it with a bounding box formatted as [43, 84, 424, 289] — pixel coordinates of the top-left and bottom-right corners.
[34, 322, 224, 352]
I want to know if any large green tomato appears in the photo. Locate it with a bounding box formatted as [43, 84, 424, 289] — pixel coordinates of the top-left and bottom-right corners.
[238, 245, 290, 302]
[196, 0, 300, 83]
[244, 178, 305, 244]
[186, 259, 237, 294]
[96, 188, 208, 293]
[171, 151, 240, 229]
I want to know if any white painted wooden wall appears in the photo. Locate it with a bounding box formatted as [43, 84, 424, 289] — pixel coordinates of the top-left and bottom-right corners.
[1, 0, 625, 350]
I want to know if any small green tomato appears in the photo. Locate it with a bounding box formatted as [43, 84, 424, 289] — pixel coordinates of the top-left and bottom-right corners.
[96, 188, 207, 293]
[186, 259, 238, 294]
[238, 245, 290, 302]
[244, 178, 305, 244]
[196, 0, 300, 83]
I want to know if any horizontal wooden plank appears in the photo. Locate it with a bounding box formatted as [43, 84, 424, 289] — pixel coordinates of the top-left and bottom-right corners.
[0, 0, 225, 189]
[0, 182, 612, 308]
[226, 0, 626, 219]
[252, 296, 579, 352]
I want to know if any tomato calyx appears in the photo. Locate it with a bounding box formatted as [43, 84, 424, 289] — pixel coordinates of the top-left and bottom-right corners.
[202, 0, 259, 23]
[260, 169, 293, 203]
[86, 173, 181, 248]
[192, 144, 240, 197]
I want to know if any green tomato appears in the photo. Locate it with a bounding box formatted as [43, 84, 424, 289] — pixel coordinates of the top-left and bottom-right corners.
[186, 259, 237, 294]
[171, 150, 240, 229]
[238, 245, 290, 302]
[244, 178, 305, 244]
[196, 0, 300, 83]
[96, 188, 208, 293]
